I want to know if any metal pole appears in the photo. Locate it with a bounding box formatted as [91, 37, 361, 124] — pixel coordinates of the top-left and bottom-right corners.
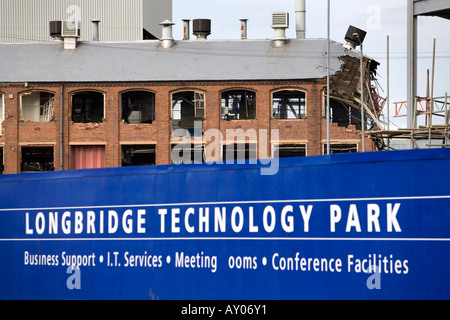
[430, 38, 436, 127]
[445, 92, 448, 126]
[360, 43, 365, 152]
[326, 0, 331, 155]
[407, 0, 417, 132]
[387, 35, 390, 149]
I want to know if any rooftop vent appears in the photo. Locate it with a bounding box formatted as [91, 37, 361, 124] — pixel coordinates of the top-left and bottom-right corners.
[271, 12, 289, 47]
[49, 21, 62, 40]
[193, 19, 211, 40]
[160, 20, 175, 48]
[91, 19, 100, 41]
[62, 20, 81, 38]
[344, 25, 367, 50]
[272, 12, 289, 29]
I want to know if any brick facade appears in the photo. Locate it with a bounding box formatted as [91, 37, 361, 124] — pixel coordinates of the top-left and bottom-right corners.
[0, 80, 373, 174]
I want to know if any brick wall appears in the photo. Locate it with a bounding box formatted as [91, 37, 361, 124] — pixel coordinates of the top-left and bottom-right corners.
[0, 80, 374, 174]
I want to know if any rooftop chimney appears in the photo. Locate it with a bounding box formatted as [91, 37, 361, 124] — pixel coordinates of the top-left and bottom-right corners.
[240, 19, 248, 40]
[295, 0, 306, 39]
[271, 12, 289, 47]
[160, 20, 175, 48]
[182, 19, 191, 40]
[193, 19, 211, 40]
[92, 19, 100, 41]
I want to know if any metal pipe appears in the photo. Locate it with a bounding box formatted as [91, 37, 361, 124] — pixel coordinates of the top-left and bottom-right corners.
[387, 35, 390, 149]
[295, 0, 306, 39]
[430, 38, 436, 127]
[60, 84, 64, 171]
[92, 19, 100, 41]
[182, 19, 190, 40]
[407, 0, 417, 132]
[445, 92, 448, 126]
[160, 20, 175, 48]
[326, 0, 330, 155]
[360, 43, 365, 152]
[240, 19, 248, 40]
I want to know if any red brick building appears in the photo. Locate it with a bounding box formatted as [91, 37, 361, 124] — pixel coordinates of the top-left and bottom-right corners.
[0, 34, 381, 174]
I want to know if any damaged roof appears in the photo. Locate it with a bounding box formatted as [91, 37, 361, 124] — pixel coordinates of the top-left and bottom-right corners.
[0, 39, 373, 83]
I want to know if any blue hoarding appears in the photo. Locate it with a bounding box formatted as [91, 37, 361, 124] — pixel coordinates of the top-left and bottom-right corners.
[0, 149, 449, 299]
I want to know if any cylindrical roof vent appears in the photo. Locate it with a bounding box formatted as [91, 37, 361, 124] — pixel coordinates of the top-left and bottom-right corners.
[193, 19, 211, 40]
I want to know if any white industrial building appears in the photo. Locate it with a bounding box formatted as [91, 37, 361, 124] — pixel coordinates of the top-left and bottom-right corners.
[0, 0, 172, 42]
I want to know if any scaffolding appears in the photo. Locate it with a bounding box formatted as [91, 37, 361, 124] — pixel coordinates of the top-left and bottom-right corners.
[369, 93, 449, 150]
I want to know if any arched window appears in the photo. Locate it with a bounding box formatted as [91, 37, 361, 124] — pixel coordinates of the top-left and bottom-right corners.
[71, 91, 104, 123]
[121, 91, 155, 124]
[172, 91, 205, 135]
[221, 90, 256, 120]
[20, 91, 56, 122]
[272, 90, 306, 119]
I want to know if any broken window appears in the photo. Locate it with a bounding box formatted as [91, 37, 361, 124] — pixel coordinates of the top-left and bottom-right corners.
[172, 91, 205, 136]
[323, 144, 358, 154]
[273, 144, 306, 158]
[121, 91, 155, 124]
[20, 92, 55, 122]
[122, 145, 156, 167]
[21, 147, 55, 172]
[71, 145, 105, 170]
[272, 90, 306, 119]
[171, 143, 205, 164]
[222, 143, 257, 163]
[328, 98, 363, 130]
[221, 90, 256, 120]
[71, 92, 104, 123]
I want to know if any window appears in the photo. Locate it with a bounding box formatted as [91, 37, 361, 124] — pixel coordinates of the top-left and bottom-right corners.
[172, 91, 205, 136]
[222, 143, 257, 163]
[20, 92, 55, 122]
[328, 98, 363, 130]
[71, 92, 104, 123]
[272, 90, 306, 119]
[122, 145, 156, 167]
[71, 145, 105, 170]
[221, 90, 256, 120]
[323, 144, 358, 154]
[21, 147, 55, 172]
[273, 144, 306, 158]
[121, 91, 155, 124]
[171, 143, 205, 164]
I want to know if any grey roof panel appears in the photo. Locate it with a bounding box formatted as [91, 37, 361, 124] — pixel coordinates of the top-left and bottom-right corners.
[0, 39, 362, 83]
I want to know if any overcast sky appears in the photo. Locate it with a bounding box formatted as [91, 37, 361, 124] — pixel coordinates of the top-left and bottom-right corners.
[173, 0, 450, 129]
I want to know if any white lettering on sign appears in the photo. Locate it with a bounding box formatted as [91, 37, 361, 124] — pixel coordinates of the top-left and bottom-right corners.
[24, 203, 402, 236]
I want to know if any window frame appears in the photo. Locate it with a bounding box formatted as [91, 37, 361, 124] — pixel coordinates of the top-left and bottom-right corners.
[271, 89, 307, 120]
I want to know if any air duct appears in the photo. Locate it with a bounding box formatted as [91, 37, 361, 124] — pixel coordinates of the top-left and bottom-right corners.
[160, 20, 175, 48]
[193, 19, 211, 40]
[240, 19, 248, 40]
[271, 12, 289, 47]
[91, 19, 100, 41]
[61, 20, 80, 50]
[295, 0, 306, 39]
[182, 19, 191, 40]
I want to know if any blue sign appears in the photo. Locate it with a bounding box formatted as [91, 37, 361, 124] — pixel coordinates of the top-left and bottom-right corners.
[1, 149, 449, 299]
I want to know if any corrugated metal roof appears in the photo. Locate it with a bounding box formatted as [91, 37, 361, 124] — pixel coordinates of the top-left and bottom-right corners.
[0, 39, 364, 83]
